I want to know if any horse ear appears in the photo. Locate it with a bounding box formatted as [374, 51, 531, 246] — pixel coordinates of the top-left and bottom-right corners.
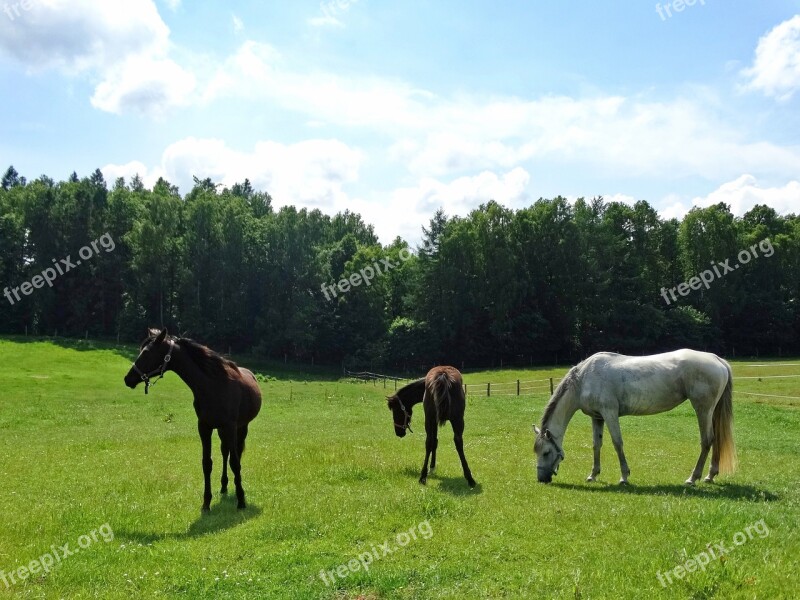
[155, 328, 167, 344]
[533, 425, 541, 434]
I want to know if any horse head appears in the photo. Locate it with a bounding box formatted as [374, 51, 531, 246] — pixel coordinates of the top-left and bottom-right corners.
[533, 425, 565, 483]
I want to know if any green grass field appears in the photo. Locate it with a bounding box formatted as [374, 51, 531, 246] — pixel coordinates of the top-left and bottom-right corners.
[0, 337, 798, 599]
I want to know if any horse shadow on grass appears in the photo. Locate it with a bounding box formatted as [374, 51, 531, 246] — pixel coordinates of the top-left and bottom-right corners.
[400, 466, 483, 496]
[552, 481, 778, 502]
[115, 496, 262, 546]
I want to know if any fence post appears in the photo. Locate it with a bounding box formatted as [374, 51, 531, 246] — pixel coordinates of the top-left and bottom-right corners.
[487, 383, 491, 397]
[517, 379, 520, 396]
[549, 378, 554, 395]
[395, 379, 397, 391]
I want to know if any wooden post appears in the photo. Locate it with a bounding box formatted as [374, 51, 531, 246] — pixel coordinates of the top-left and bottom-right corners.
[395, 379, 397, 391]
[464, 383, 467, 396]
[383, 377, 386, 388]
[517, 379, 520, 396]
[549, 378, 554, 395]
[487, 383, 491, 397]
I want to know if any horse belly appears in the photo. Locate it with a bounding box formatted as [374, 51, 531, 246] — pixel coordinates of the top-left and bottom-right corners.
[618, 386, 686, 416]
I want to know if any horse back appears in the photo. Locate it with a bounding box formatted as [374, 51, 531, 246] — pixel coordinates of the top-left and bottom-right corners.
[580, 349, 728, 416]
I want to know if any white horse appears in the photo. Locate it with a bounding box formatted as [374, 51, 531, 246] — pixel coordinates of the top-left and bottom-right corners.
[533, 349, 736, 485]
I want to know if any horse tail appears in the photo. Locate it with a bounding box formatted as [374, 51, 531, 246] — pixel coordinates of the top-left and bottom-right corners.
[433, 372, 452, 427]
[713, 359, 737, 474]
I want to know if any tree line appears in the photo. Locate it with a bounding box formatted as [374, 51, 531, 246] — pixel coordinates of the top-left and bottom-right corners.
[1, 165, 798, 370]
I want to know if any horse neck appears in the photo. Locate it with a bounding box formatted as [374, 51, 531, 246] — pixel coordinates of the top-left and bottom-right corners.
[401, 390, 424, 409]
[544, 387, 579, 443]
[168, 342, 214, 395]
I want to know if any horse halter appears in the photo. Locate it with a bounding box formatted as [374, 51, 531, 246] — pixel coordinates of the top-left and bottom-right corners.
[538, 429, 565, 475]
[394, 398, 414, 434]
[131, 340, 174, 395]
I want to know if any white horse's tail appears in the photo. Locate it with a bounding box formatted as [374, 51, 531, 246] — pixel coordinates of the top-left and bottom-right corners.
[714, 361, 737, 474]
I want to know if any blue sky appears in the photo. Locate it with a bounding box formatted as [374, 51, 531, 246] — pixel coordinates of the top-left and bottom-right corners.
[1, 0, 799, 243]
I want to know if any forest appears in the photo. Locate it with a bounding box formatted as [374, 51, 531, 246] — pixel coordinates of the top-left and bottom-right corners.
[1, 165, 798, 371]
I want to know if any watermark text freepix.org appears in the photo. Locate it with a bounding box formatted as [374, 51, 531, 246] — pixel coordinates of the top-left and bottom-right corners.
[3, 0, 37, 21]
[321, 248, 412, 301]
[3, 232, 116, 306]
[1, 523, 114, 589]
[656, 519, 769, 587]
[660, 237, 774, 306]
[656, 0, 705, 21]
[319, 519, 433, 586]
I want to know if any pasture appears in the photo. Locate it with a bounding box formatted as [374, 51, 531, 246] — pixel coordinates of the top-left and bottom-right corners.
[0, 337, 798, 599]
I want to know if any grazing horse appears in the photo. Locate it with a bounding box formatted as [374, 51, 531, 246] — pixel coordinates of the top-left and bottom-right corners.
[533, 349, 736, 486]
[387, 366, 476, 488]
[124, 328, 262, 510]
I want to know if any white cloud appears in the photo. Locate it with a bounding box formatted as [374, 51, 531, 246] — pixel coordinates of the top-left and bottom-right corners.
[398, 168, 531, 214]
[232, 14, 244, 33]
[657, 175, 800, 220]
[105, 137, 363, 207]
[0, 0, 195, 116]
[603, 193, 638, 206]
[90, 54, 196, 117]
[163, 0, 181, 11]
[741, 15, 800, 100]
[101, 161, 163, 188]
[0, 0, 169, 73]
[308, 0, 359, 27]
[201, 44, 800, 185]
[691, 175, 800, 214]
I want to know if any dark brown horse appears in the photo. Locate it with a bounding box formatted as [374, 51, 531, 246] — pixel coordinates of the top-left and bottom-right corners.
[124, 328, 262, 510]
[387, 366, 476, 488]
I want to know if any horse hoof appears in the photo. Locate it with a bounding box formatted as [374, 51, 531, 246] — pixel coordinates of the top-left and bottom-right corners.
[220, 489, 228, 495]
[586, 476, 595, 482]
[201, 505, 210, 513]
[419, 478, 427, 485]
[618, 480, 629, 486]
[467, 479, 477, 488]
[237, 503, 246, 510]
[685, 479, 696, 486]
[703, 477, 714, 484]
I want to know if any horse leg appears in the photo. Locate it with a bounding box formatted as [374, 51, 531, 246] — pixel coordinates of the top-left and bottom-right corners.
[237, 424, 249, 460]
[198, 422, 214, 511]
[219, 431, 229, 495]
[705, 442, 720, 483]
[429, 436, 438, 473]
[587, 417, 604, 482]
[688, 408, 714, 485]
[452, 417, 476, 488]
[222, 424, 246, 509]
[420, 420, 436, 485]
[604, 414, 630, 485]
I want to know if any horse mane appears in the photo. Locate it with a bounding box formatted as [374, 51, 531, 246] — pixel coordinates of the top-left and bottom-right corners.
[143, 332, 241, 381]
[387, 378, 426, 408]
[175, 337, 240, 380]
[540, 366, 578, 428]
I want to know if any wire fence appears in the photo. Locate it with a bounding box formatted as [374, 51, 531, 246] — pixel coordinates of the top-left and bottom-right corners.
[346, 366, 799, 401]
